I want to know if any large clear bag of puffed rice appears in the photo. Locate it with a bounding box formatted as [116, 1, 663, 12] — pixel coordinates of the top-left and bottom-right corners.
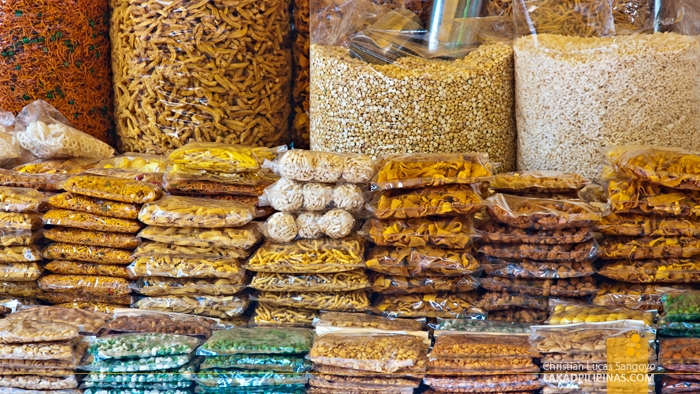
[513, 0, 700, 178]
[308, 0, 516, 169]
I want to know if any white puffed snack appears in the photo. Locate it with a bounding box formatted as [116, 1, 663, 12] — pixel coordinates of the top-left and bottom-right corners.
[318, 209, 355, 239]
[332, 184, 365, 213]
[342, 154, 376, 183]
[303, 183, 333, 211]
[18, 121, 115, 160]
[297, 212, 323, 239]
[279, 150, 314, 181]
[265, 178, 303, 212]
[265, 212, 298, 243]
[314, 152, 344, 183]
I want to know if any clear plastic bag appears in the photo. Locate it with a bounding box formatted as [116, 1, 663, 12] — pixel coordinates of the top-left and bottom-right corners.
[661, 289, 700, 322]
[480, 240, 598, 263]
[435, 319, 532, 334]
[661, 377, 700, 394]
[86, 168, 166, 186]
[486, 194, 601, 230]
[63, 174, 162, 204]
[56, 302, 122, 314]
[134, 241, 250, 260]
[482, 258, 597, 279]
[37, 292, 133, 306]
[311, 362, 426, 380]
[132, 277, 248, 296]
[137, 225, 262, 250]
[82, 390, 191, 394]
[608, 178, 700, 216]
[313, 311, 423, 331]
[427, 356, 539, 374]
[359, 216, 478, 248]
[79, 382, 194, 390]
[372, 153, 493, 190]
[481, 276, 598, 297]
[0, 263, 42, 281]
[487, 307, 549, 323]
[6, 306, 111, 334]
[48, 193, 141, 220]
[43, 209, 142, 233]
[245, 238, 365, 274]
[531, 320, 654, 354]
[45, 260, 137, 280]
[138, 196, 256, 228]
[267, 150, 376, 184]
[14, 100, 115, 160]
[372, 292, 485, 318]
[490, 171, 589, 193]
[43, 243, 135, 265]
[0, 187, 43, 213]
[198, 328, 314, 356]
[593, 282, 663, 310]
[101, 311, 214, 338]
[476, 291, 548, 311]
[0, 373, 78, 390]
[307, 334, 426, 373]
[44, 227, 140, 250]
[200, 354, 311, 372]
[198, 385, 306, 394]
[251, 290, 370, 311]
[430, 333, 540, 359]
[0, 230, 39, 247]
[0, 320, 78, 344]
[605, 146, 700, 191]
[81, 361, 197, 387]
[38, 274, 132, 297]
[547, 301, 655, 326]
[14, 158, 99, 174]
[91, 333, 201, 360]
[478, 222, 594, 244]
[262, 210, 355, 242]
[0, 281, 40, 297]
[366, 246, 481, 277]
[601, 236, 700, 260]
[0, 212, 43, 231]
[196, 369, 307, 388]
[249, 303, 319, 328]
[128, 256, 246, 280]
[163, 172, 274, 196]
[308, 375, 420, 390]
[598, 259, 700, 283]
[249, 270, 370, 292]
[424, 375, 544, 393]
[133, 294, 250, 319]
[660, 338, 700, 365]
[597, 214, 700, 237]
[261, 179, 365, 213]
[96, 153, 172, 173]
[367, 184, 484, 219]
[370, 273, 478, 294]
[0, 340, 77, 361]
[168, 143, 284, 174]
[0, 390, 82, 394]
[79, 354, 191, 373]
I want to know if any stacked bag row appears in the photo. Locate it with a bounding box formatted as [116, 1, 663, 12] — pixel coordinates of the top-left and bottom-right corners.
[246, 149, 376, 326]
[657, 289, 700, 393]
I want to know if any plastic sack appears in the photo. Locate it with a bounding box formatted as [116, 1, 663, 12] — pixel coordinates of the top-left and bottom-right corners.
[249, 270, 370, 292]
[138, 196, 256, 228]
[38, 274, 132, 297]
[163, 172, 274, 196]
[598, 259, 700, 283]
[43, 243, 135, 265]
[372, 292, 485, 318]
[661, 289, 700, 322]
[370, 272, 478, 294]
[37, 292, 132, 306]
[134, 294, 250, 319]
[367, 184, 484, 219]
[0, 110, 20, 168]
[490, 171, 589, 193]
[82, 390, 190, 394]
[486, 194, 602, 230]
[476, 291, 548, 311]
[261, 179, 365, 213]
[266, 150, 375, 183]
[169, 143, 284, 173]
[608, 178, 700, 216]
[198, 328, 314, 356]
[430, 333, 539, 359]
[424, 375, 544, 392]
[79, 354, 191, 373]
[63, 175, 162, 204]
[593, 282, 663, 310]
[44, 227, 140, 250]
[262, 210, 355, 242]
[427, 356, 539, 374]
[660, 338, 700, 365]
[95, 153, 172, 173]
[43, 209, 142, 233]
[365, 246, 481, 277]
[79, 382, 193, 390]
[91, 333, 201, 360]
[601, 236, 700, 259]
[245, 238, 365, 274]
[101, 310, 214, 338]
[137, 225, 262, 250]
[0, 340, 77, 361]
[81, 360, 197, 387]
[530, 320, 654, 354]
[605, 146, 700, 191]
[197, 387, 305, 394]
[547, 301, 655, 326]
[251, 290, 370, 311]
[597, 213, 700, 238]
[480, 240, 598, 263]
[196, 369, 307, 388]
[313, 311, 423, 331]
[6, 306, 111, 334]
[57, 301, 122, 314]
[14, 100, 115, 160]
[0, 373, 78, 390]
[45, 261, 136, 280]
[48, 193, 141, 220]
[14, 158, 98, 174]
[0, 320, 79, 344]
[660, 321, 700, 337]
[0, 281, 40, 297]
[200, 354, 311, 373]
[661, 377, 700, 394]
[435, 319, 532, 334]
[360, 216, 478, 248]
[478, 222, 594, 244]
[134, 240, 250, 260]
[0, 170, 66, 191]
[0, 187, 43, 213]
[482, 258, 597, 279]
[132, 277, 248, 296]
[128, 256, 246, 280]
[308, 375, 420, 391]
[307, 334, 425, 373]
[250, 303, 319, 328]
[0, 263, 41, 281]
[0, 212, 43, 231]
[372, 153, 493, 190]
[481, 276, 598, 297]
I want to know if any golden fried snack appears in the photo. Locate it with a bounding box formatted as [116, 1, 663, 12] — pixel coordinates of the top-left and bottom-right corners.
[0, 186, 43, 212]
[0, 212, 43, 230]
[479, 222, 594, 244]
[134, 240, 250, 260]
[0, 281, 40, 297]
[128, 256, 246, 280]
[250, 303, 319, 327]
[608, 179, 700, 216]
[138, 195, 256, 228]
[482, 258, 597, 279]
[486, 194, 601, 230]
[55, 302, 121, 314]
[44, 260, 137, 280]
[133, 294, 250, 319]
[481, 276, 598, 297]
[163, 172, 275, 195]
[598, 259, 700, 283]
[592, 282, 664, 310]
[370, 273, 478, 294]
[601, 236, 700, 259]
[48, 193, 141, 219]
[548, 302, 655, 326]
[253, 290, 370, 311]
[0, 246, 42, 263]
[373, 153, 492, 190]
[246, 238, 365, 274]
[14, 158, 97, 174]
[476, 291, 549, 311]
[313, 312, 423, 331]
[605, 146, 700, 190]
[168, 142, 282, 173]
[63, 174, 162, 203]
[43, 209, 142, 233]
[37, 292, 133, 306]
[360, 216, 477, 248]
[479, 240, 598, 263]
[37, 275, 132, 297]
[365, 246, 481, 277]
[372, 293, 484, 318]
[250, 270, 370, 292]
[0, 229, 40, 247]
[490, 170, 588, 193]
[44, 227, 140, 249]
[43, 243, 134, 265]
[431, 334, 540, 358]
[597, 214, 700, 237]
[0, 169, 66, 191]
[96, 153, 171, 173]
[138, 224, 262, 249]
[368, 185, 484, 219]
[6, 306, 110, 334]
[131, 277, 248, 296]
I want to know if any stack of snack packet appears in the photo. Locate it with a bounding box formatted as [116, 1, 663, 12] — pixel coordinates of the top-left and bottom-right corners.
[79, 332, 201, 393]
[478, 172, 602, 323]
[531, 320, 656, 393]
[38, 174, 162, 313]
[163, 142, 284, 218]
[195, 327, 313, 393]
[86, 152, 173, 188]
[0, 187, 44, 305]
[597, 146, 700, 297]
[659, 337, 700, 394]
[130, 194, 260, 321]
[246, 149, 376, 325]
[307, 312, 427, 393]
[360, 153, 489, 321]
[0, 315, 88, 394]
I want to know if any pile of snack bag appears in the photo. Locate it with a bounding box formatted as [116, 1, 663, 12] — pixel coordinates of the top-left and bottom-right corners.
[657, 289, 700, 393]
